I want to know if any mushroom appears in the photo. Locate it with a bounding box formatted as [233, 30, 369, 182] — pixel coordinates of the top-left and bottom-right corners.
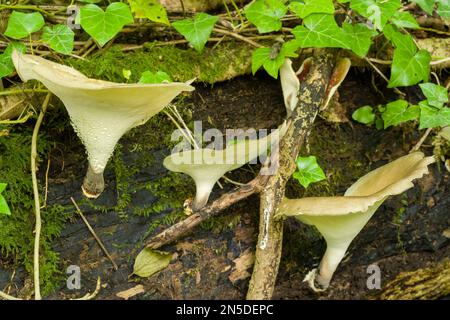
[12, 51, 194, 198]
[164, 123, 287, 210]
[277, 152, 435, 291]
[280, 57, 351, 116]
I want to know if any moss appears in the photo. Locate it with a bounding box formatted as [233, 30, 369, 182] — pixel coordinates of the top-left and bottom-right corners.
[67, 41, 253, 84]
[0, 123, 71, 295]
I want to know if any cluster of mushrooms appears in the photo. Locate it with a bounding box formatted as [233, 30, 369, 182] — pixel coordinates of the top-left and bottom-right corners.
[12, 51, 435, 291]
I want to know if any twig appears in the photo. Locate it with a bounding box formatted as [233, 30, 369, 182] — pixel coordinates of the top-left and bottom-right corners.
[31, 93, 51, 300]
[0, 290, 21, 300]
[364, 57, 406, 96]
[70, 197, 119, 270]
[145, 175, 268, 249]
[411, 128, 433, 152]
[41, 157, 51, 209]
[72, 277, 102, 300]
[0, 89, 48, 96]
[213, 28, 264, 48]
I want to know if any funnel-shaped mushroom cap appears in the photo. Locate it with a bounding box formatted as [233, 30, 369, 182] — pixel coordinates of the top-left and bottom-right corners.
[12, 51, 194, 174]
[280, 59, 299, 116]
[278, 152, 435, 290]
[164, 123, 287, 210]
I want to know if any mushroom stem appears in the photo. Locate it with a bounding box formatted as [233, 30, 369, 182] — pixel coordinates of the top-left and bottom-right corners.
[82, 165, 105, 199]
[316, 244, 348, 289]
[192, 181, 215, 211]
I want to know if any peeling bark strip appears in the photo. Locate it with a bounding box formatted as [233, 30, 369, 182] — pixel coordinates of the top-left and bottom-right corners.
[246, 51, 335, 300]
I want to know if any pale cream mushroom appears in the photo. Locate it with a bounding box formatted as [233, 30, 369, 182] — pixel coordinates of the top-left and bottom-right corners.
[12, 51, 194, 198]
[277, 152, 435, 291]
[280, 57, 351, 116]
[164, 123, 287, 210]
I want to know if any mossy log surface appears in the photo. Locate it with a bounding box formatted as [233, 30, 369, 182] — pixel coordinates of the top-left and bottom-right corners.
[379, 259, 450, 300]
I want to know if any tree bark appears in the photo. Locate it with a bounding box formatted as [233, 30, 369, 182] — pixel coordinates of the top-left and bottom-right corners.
[379, 259, 450, 300]
[246, 50, 335, 300]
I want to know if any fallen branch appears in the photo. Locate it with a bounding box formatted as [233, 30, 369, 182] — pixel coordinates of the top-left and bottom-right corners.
[247, 51, 335, 299]
[145, 174, 269, 249]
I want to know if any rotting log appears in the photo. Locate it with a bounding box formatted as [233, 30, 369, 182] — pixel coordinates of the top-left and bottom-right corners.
[246, 51, 335, 300]
[379, 259, 450, 300]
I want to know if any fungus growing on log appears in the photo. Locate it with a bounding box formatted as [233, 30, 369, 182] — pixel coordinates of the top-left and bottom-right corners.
[277, 152, 435, 291]
[164, 123, 287, 210]
[12, 51, 194, 198]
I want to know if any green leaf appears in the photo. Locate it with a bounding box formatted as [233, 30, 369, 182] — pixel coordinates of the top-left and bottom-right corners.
[350, 0, 401, 30]
[293, 156, 326, 189]
[414, 0, 435, 14]
[4, 11, 45, 39]
[390, 11, 420, 29]
[41, 24, 75, 54]
[383, 25, 431, 87]
[437, 0, 450, 18]
[244, 0, 287, 33]
[251, 41, 299, 78]
[138, 70, 172, 83]
[419, 102, 450, 129]
[352, 105, 376, 124]
[419, 83, 449, 108]
[0, 42, 26, 78]
[292, 14, 349, 49]
[0, 183, 11, 216]
[342, 22, 378, 57]
[290, 0, 334, 19]
[133, 248, 171, 277]
[172, 13, 218, 52]
[129, 0, 170, 25]
[80, 3, 134, 47]
[381, 99, 420, 128]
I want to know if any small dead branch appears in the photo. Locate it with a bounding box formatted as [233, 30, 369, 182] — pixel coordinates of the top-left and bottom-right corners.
[31, 93, 51, 300]
[70, 197, 119, 271]
[72, 277, 102, 300]
[145, 174, 269, 249]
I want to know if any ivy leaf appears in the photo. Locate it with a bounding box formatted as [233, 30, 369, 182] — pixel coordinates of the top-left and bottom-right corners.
[244, 0, 287, 33]
[290, 0, 334, 19]
[350, 0, 401, 30]
[80, 3, 134, 47]
[293, 156, 326, 189]
[4, 11, 45, 39]
[383, 25, 431, 87]
[0, 183, 11, 216]
[419, 83, 449, 108]
[251, 40, 299, 78]
[381, 99, 420, 128]
[292, 14, 349, 49]
[129, 0, 170, 25]
[342, 22, 378, 57]
[390, 11, 420, 29]
[0, 42, 26, 78]
[419, 102, 450, 129]
[437, 0, 450, 18]
[352, 105, 376, 124]
[41, 24, 75, 54]
[172, 13, 218, 52]
[414, 0, 435, 14]
[138, 70, 172, 84]
[133, 248, 171, 277]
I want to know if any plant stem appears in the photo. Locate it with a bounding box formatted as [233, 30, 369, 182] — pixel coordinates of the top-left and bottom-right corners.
[31, 93, 51, 300]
